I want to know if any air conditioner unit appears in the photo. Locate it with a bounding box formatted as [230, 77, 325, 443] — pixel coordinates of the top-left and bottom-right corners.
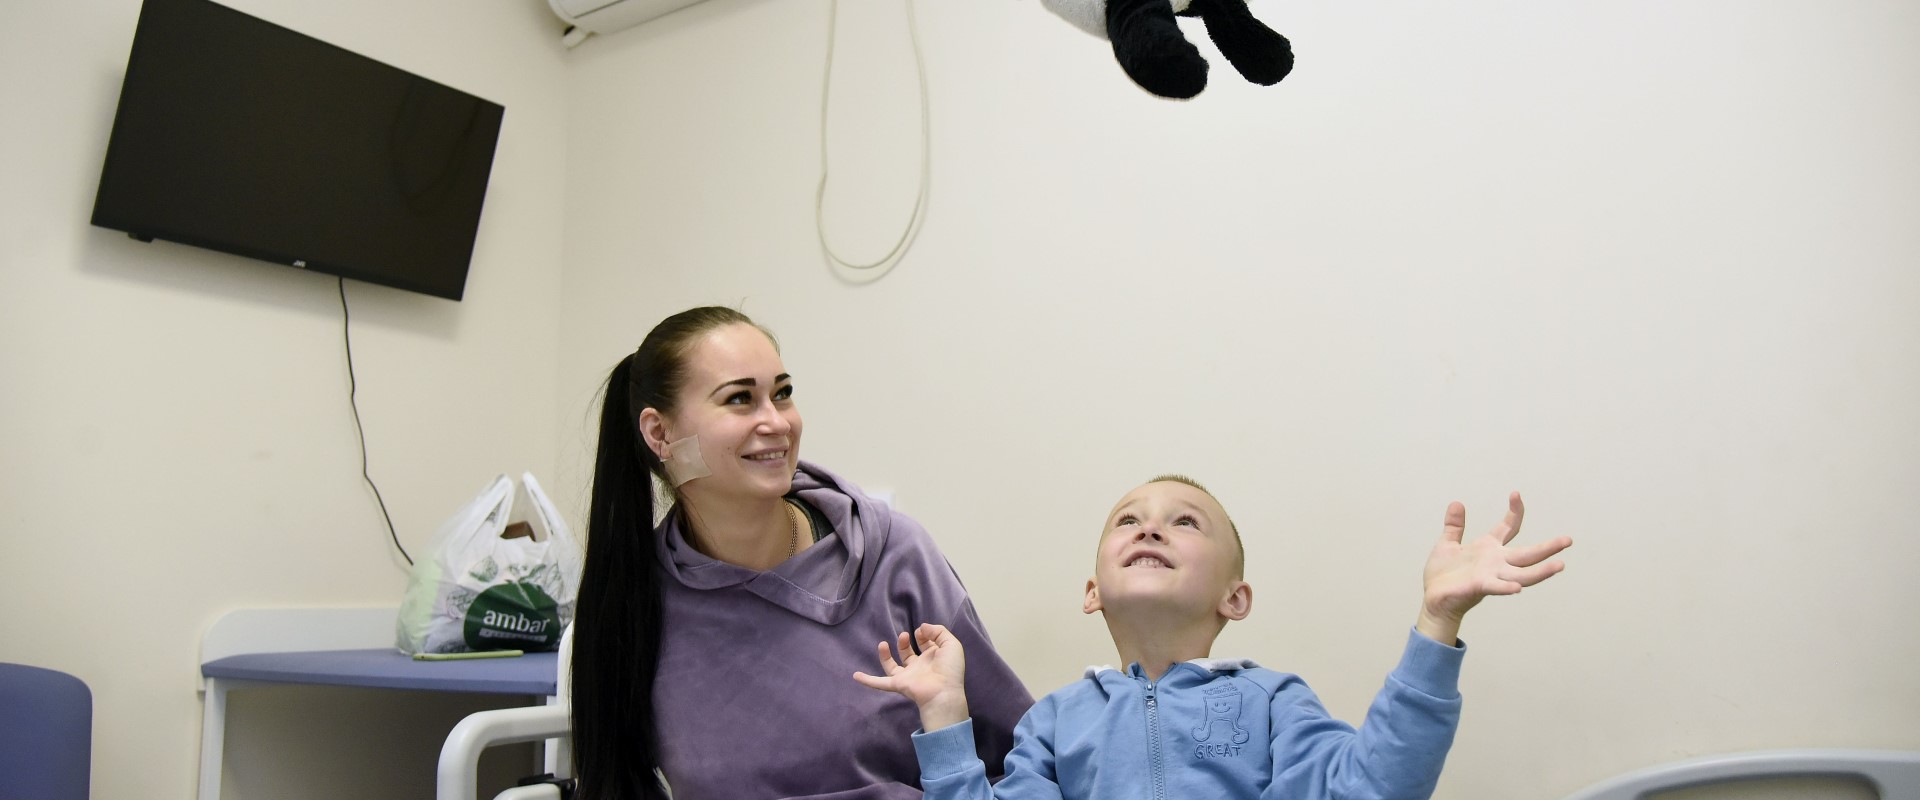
[548, 0, 711, 47]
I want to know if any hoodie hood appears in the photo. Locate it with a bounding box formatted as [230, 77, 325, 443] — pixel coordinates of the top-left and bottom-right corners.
[654, 460, 890, 625]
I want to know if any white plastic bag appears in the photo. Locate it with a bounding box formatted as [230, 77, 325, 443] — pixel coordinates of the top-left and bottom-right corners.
[396, 472, 582, 654]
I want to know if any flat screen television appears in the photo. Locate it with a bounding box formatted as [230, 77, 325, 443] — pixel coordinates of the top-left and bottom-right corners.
[90, 0, 505, 301]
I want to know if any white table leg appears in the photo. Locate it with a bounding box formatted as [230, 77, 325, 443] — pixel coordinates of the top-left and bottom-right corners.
[197, 677, 228, 800]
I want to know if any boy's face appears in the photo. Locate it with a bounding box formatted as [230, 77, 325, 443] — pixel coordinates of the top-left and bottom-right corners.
[1084, 481, 1251, 625]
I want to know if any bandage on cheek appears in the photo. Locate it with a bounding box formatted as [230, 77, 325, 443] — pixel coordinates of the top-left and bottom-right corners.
[663, 435, 712, 487]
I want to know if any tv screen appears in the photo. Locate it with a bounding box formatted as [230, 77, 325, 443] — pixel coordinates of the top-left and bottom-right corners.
[90, 0, 505, 301]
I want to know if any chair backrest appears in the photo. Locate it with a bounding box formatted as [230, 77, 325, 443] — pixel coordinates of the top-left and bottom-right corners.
[1563, 750, 1920, 800]
[555, 622, 574, 704]
[553, 623, 575, 777]
[0, 663, 93, 800]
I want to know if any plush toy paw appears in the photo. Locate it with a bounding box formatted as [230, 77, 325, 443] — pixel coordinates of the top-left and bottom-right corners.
[1041, 0, 1289, 99]
[1105, 0, 1208, 99]
[1188, 0, 1293, 85]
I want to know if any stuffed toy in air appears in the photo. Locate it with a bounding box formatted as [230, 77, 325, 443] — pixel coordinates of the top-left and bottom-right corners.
[1041, 0, 1293, 99]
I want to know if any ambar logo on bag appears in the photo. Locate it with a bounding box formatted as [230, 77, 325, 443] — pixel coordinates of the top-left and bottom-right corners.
[463, 582, 561, 650]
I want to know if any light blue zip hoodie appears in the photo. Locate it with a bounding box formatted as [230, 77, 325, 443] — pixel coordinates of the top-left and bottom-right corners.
[910, 629, 1464, 800]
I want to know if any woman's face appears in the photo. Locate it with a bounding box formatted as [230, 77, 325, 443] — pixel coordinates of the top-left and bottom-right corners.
[650, 323, 802, 502]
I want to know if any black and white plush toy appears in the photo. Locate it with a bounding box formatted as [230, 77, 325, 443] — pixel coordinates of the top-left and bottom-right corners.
[1041, 0, 1293, 99]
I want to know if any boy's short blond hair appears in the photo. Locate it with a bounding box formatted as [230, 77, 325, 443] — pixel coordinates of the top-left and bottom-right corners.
[1146, 474, 1244, 578]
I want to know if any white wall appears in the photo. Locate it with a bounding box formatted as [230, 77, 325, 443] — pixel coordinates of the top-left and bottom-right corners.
[0, 0, 569, 797]
[552, 1, 1920, 797]
[5, 0, 1916, 797]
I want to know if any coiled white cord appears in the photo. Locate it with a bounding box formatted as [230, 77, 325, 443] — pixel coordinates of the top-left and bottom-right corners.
[815, 0, 930, 282]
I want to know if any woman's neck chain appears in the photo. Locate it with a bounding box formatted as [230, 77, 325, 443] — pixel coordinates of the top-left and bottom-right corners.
[785, 500, 798, 558]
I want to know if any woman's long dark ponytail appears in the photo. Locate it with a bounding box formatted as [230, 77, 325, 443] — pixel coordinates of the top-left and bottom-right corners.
[571, 306, 766, 800]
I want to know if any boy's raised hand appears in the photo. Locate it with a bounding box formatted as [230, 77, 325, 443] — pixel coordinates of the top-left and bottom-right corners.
[853, 623, 971, 732]
[1416, 492, 1572, 645]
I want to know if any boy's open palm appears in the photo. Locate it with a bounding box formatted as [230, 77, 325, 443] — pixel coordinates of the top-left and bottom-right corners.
[853, 623, 971, 731]
[1422, 492, 1572, 629]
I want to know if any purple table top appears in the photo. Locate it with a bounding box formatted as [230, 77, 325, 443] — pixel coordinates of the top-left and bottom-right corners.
[202, 648, 558, 695]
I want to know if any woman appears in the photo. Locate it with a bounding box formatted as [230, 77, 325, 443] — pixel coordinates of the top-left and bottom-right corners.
[573, 306, 1034, 800]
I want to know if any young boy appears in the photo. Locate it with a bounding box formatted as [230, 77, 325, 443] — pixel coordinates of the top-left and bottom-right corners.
[854, 476, 1571, 800]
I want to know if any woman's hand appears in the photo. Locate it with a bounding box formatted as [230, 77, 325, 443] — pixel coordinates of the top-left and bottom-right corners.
[1417, 492, 1572, 645]
[853, 623, 971, 732]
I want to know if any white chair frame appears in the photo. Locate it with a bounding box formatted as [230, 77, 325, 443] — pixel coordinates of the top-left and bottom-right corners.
[1563, 749, 1920, 800]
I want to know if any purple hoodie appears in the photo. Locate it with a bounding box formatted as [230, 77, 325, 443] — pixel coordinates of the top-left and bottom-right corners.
[651, 461, 1035, 799]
